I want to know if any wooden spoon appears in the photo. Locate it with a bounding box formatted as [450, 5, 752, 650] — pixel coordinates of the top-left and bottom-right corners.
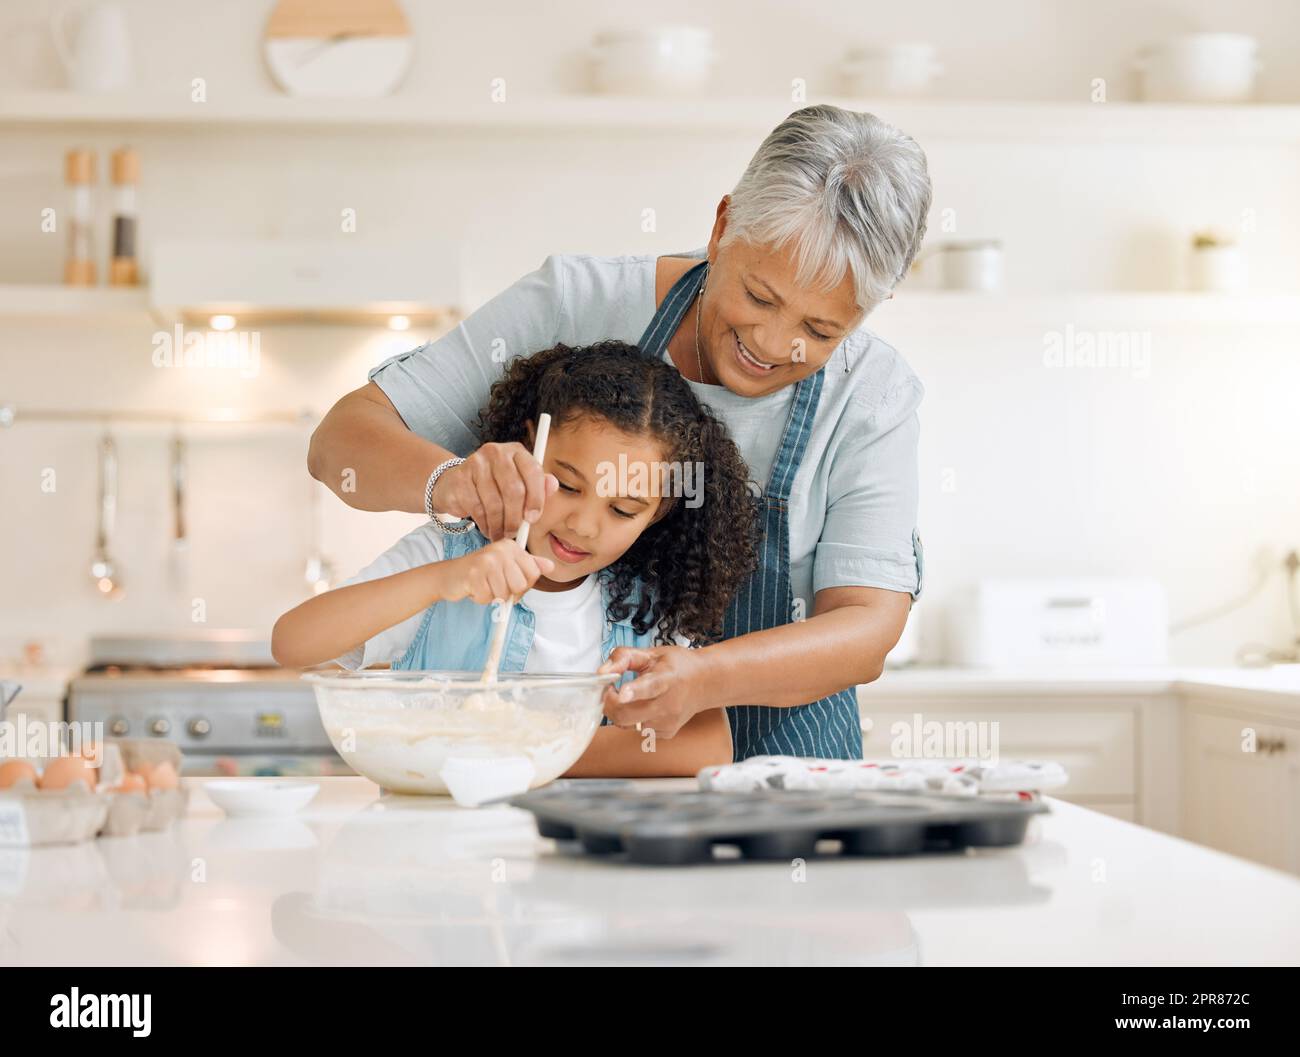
[480, 412, 552, 685]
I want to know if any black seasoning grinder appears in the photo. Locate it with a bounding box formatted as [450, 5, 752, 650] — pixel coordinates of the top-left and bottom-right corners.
[108, 147, 140, 287]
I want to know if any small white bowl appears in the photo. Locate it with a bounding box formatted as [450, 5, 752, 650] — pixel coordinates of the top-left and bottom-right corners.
[589, 26, 715, 96]
[204, 779, 320, 818]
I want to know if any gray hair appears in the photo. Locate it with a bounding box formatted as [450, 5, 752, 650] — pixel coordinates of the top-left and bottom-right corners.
[723, 105, 932, 312]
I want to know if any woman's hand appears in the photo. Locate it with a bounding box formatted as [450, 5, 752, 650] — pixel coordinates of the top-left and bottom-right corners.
[440, 539, 555, 605]
[597, 645, 712, 738]
[431, 442, 559, 541]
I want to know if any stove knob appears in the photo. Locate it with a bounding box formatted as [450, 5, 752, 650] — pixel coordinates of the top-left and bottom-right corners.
[148, 716, 171, 737]
[188, 717, 211, 739]
[109, 716, 130, 737]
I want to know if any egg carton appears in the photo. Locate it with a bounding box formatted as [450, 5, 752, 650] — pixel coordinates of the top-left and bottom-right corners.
[0, 784, 188, 847]
[508, 786, 1049, 865]
[0, 739, 188, 847]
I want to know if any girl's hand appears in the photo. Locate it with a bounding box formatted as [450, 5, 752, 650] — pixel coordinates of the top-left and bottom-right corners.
[597, 646, 709, 738]
[440, 539, 555, 605]
[431, 442, 559, 541]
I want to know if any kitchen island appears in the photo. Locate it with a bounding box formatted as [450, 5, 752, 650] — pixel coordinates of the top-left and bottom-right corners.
[1, 776, 1297, 966]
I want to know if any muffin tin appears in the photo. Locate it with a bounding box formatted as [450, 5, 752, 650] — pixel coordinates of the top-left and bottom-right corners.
[509, 786, 1048, 865]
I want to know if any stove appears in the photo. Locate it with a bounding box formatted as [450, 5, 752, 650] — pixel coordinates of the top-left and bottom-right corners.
[66, 633, 353, 778]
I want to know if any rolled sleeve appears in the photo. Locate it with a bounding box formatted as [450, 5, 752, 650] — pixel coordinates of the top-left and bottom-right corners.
[813, 378, 925, 600]
[368, 254, 568, 455]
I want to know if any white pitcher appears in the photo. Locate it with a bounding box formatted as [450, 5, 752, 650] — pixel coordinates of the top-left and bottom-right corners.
[50, 1, 133, 93]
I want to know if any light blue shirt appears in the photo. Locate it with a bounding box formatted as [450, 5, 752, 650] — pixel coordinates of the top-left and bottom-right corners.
[392, 526, 658, 676]
[369, 249, 924, 609]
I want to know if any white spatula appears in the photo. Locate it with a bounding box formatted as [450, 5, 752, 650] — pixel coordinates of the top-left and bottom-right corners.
[481, 412, 552, 685]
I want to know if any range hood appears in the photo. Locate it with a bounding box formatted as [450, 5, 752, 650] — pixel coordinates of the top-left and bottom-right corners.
[149, 240, 461, 327]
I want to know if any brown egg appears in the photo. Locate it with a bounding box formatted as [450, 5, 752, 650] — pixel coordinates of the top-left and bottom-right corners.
[145, 761, 179, 790]
[0, 759, 39, 789]
[38, 756, 98, 792]
[112, 773, 148, 796]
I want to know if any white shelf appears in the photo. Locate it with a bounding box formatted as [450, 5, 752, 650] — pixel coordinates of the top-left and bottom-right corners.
[4, 92, 1300, 142]
[869, 291, 1300, 328]
[0, 283, 153, 322]
[0, 283, 456, 328]
[5, 282, 1294, 327]
[5, 284, 1298, 328]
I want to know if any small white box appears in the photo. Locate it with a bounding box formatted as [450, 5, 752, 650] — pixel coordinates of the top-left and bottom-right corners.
[949, 577, 1168, 668]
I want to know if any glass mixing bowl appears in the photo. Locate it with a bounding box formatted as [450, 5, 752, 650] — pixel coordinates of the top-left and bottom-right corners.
[303, 670, 620, 796]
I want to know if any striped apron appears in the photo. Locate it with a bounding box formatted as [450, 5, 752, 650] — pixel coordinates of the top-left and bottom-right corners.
[638, 259, 862, 760]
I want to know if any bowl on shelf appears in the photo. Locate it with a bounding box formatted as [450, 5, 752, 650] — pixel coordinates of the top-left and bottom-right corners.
[303, 670, 619, 801]
[840, 43, 944, 98]
[1135, 33, 1260, 103]
[588, 26, 716, 96]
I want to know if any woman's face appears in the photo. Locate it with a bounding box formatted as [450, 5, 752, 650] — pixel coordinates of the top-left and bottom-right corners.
[523, 415, 671, 591]
[701, 209, 866, 397]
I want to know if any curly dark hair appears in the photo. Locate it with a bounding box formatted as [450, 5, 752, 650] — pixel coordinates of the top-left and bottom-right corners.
[475, 340, 760, 646]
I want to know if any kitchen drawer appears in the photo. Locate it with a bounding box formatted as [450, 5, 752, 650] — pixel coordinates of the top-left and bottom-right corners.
[858, 708, 1136, 798]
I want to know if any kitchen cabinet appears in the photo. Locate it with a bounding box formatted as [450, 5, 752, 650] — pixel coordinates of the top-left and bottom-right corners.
[1183, 704, 1299, 875]
[858, 670, 1186, 833]
[859, 694, 1148, 824]
[859, 668, 1300, 873]
[861, 706, 1136, 800]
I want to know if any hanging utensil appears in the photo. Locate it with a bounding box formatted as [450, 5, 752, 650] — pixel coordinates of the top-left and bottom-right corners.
[90, 430, 121, 597]
[0, 681, 21, 723]
[481, 412, 551, 684]
[170, 431, 187, 550]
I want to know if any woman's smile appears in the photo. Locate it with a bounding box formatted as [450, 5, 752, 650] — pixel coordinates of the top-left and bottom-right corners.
[731, 328, 779, 374]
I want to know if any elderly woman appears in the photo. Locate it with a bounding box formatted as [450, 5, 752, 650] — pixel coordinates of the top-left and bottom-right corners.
[309, 104, 930, 762]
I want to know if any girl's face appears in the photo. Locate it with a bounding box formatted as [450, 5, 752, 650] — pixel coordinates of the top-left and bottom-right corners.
[701, 208, 865, 397]
[523, 415, 672, 591]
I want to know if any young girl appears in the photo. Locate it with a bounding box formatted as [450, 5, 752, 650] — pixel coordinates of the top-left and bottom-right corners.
[273, 340, 759, 776]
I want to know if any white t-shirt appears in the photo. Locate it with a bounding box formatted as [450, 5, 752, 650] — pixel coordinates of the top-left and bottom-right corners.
[332, 523, 681, 672]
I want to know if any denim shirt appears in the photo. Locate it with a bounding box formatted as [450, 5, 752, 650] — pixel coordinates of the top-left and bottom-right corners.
[393, 527, 658, 682]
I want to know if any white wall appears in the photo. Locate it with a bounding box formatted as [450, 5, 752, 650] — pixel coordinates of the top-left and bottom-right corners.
[2, 0, 1298, 668]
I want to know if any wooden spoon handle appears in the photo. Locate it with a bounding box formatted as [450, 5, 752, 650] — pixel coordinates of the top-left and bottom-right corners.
[482, 413, 552, 683]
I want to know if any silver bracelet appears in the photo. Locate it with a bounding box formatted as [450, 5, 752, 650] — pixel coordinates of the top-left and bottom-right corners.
[424, 457, 472, 534]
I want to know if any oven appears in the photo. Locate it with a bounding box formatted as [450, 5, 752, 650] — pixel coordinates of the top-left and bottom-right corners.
[65, 634, 354, 778]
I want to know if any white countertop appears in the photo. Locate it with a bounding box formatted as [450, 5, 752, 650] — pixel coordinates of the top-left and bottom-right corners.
[867, 664, 1300, 708]
[8, 662, 1299, 708]
[2, 776, 1298, 966]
